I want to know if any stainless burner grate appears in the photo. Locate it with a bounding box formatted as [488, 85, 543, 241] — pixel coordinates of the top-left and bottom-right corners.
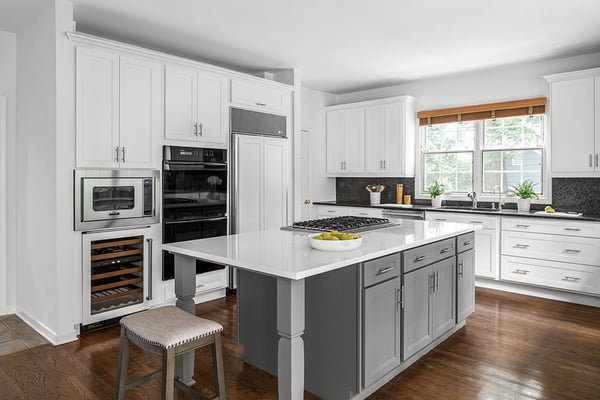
[288, 216, 392, 232]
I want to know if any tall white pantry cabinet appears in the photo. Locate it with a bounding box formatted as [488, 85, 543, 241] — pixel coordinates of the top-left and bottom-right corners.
[234, 134, 289, 234]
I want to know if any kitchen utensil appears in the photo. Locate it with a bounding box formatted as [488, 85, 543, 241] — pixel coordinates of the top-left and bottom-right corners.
[365, 185, 372, 193]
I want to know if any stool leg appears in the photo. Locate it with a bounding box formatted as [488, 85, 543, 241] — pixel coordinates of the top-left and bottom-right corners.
[115, 329, 130, 400]
[212, 333, 226, 400]
[162, 348, 176, 400]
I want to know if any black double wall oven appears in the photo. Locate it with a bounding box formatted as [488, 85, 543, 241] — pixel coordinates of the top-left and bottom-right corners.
[162, 146, 228, 280]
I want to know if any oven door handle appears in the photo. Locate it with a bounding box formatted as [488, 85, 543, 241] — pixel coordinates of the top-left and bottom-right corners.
[163, 161, 227, 171]
[164, 216, 228, 225]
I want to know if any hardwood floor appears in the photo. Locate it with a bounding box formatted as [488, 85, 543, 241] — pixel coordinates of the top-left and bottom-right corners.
[0, 288, 599, 399]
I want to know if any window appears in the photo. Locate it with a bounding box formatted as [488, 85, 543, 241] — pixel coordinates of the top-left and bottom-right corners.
[418, 98, 547, 200]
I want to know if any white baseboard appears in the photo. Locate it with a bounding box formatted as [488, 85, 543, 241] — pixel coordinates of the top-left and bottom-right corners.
[16, 310, 78, 346]
[476, 278, 600, 308]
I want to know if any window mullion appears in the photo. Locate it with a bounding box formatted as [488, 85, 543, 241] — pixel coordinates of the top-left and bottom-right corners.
[473, 121, 483, 195]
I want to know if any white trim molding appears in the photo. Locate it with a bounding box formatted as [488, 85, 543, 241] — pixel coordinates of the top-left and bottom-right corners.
[0, 97, 7, 315]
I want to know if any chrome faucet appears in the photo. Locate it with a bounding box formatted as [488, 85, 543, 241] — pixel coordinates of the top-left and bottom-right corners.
[467, 192, 477, 208]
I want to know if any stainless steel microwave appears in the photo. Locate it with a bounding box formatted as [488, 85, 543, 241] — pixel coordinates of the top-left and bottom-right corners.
[74, 169, 159, 231]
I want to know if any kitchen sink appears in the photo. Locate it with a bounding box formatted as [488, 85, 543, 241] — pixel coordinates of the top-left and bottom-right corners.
[439, 206, 501, 212]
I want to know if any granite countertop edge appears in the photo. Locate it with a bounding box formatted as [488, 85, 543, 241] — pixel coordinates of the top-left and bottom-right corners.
[313, 201, 600, 222]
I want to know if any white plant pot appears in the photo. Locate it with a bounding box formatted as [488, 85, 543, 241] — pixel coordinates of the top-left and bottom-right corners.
[517, 198, 531, 213]
[431, 196, 442, 208]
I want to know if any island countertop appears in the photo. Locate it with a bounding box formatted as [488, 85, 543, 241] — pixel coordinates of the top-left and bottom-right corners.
[162, 219, 479, 280]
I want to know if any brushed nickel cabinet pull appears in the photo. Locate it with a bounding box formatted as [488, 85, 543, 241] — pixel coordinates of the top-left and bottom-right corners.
[513, 269, 530, 275]
[377, 266, 395, 275]
[198, 122, 203, 136]
[256, 102, 267, 106]
[590, 154, 593, 167]
[458, 261, 464, 277]
[514, 244, 530, 249]
[596, 153, 598, 168]
[115, 146, 120, 161]
[121, 147, 125, 163]
[564, 228, 581, 231]
[515, 224, 530, 229]
[415, 255, 426, 262]
[463, 240, 473, 246]
[563, 249, 581, 254]
[562, 276, 581, 282]
[440, 247, 452, 253]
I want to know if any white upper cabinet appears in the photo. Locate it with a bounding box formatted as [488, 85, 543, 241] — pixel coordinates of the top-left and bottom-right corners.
[326, 96, 415, 176]
[546, 68, 600, 176]
[326, 107, 365, 174]
[76, 46, 161, 169]
[165, 64, 228, 145]
[365, 101, 414, 175]
[119, 55, 162, 168]
[76, 46, 120, 168]
[231, 79, 290, 113]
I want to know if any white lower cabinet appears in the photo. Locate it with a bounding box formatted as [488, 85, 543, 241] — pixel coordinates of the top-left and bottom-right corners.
[426, 211, 499, 279]
[403, 256, 456, 360]
[314, 205, 383, 219]
[501, 216, 600, 296]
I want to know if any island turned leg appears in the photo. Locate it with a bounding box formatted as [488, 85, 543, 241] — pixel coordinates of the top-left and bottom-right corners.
[174, 253, 197, 386]
[277, 278, 305, 400]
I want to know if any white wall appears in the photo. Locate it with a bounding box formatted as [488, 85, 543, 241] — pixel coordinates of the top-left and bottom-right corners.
[335, 52, 600, 111]
[16, 0, 77, 344]
[301, 87, 337, 207]
[0, 31, 16, 315]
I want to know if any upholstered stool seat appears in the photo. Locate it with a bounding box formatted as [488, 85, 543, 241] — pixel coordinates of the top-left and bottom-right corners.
[116, 306, 226, 400]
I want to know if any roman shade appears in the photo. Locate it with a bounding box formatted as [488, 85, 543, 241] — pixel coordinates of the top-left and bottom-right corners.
[417, 97, 547, 126]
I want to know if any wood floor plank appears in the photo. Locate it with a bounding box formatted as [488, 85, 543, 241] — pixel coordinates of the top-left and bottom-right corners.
[0, 288, 598, 399]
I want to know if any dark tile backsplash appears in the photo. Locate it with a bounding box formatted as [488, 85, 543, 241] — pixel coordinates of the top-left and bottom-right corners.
[336, 177, 600, 215]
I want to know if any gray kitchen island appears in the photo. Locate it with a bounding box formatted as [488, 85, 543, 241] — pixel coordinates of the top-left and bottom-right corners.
[163, 219, 478, 400]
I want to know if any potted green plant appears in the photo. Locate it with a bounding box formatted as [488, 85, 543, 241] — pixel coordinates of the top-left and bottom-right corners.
[426, 181, 445, 208]
[507, 180, 538, 212]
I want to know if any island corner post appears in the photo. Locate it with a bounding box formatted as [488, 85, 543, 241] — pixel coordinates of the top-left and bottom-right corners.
[173, 252, 307, 400]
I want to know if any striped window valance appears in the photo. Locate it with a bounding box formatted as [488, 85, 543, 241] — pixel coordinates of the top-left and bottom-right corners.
[417, 97, 547, 126]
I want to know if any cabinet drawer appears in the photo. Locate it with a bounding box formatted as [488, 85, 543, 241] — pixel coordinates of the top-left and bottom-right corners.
[231, 79, 290, 112]
[502, 217, 600, 238]
[363, 253, 400, 288]
[403, 238, 455, 273]
[347, 207, 383, 218]
[426, 211, 499, 229]
[316, 206, 348, 218]
[196, 268, 228, 295]
[502, 231, 600, 265]
[457, 232, 475, 253]
[501, 256, 600, 295]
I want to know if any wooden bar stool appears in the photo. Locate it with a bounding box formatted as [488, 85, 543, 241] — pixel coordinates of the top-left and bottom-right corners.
[116, 305, 226, 400]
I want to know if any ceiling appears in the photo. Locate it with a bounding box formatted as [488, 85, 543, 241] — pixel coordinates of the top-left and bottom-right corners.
[2, 0, 600, 93]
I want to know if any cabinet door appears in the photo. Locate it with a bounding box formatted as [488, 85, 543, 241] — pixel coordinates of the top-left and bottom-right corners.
[365, 104, 387, 173]
[235, 135, 263, 233]
[326, 108, 365, 174]
[263, 138, 288, 229]
[344, 108, 365, 173]
[231, 79, 289, 112]
[363, 277, 401, 388]
[402, 266, 432, 359]
[551, 78, 595, 174]
[165, 64, 198, 141]
[76, 46, 120, 168]
[432, 258, 456, 338]
[365, 102, 406, 174]
[326, 109, 346, 173]
[197, 72, 228, 144]
[474, 228, 498, 279]
[457, 249, 475, 321]
[119, 56, 162, 169]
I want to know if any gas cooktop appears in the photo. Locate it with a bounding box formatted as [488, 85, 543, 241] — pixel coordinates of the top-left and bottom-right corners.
[282, 216, 395, 233]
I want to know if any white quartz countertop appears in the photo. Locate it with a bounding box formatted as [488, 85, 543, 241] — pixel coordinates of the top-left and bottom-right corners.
[163, 220, 479, 280]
